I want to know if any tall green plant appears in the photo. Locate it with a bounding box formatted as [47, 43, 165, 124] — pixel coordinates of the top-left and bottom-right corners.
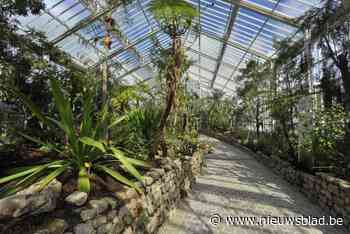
[0, 79, 150, 197]
[149, 0, 198, 158]
[301, 104, 347, 158]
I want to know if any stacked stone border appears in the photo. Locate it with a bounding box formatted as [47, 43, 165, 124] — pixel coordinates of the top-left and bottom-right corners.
[202, 130, 350, 232]
[0, 149, 206, 234]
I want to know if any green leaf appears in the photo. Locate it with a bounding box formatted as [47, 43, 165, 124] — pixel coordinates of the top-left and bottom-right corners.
[79, 92, 95, 137]
[110, 147, 143, 181]
[46, 117, 71, 136]
[96, 165, 140, 192]
[0, 166, 42, 184]
[124, 157, 153, 168]
[80, 137, 106, 153]
[78, 167, 90, 193]
[37, 164, 69, 191]
[108, 115, 127, 129]
[49, 78, 75, 138]
[19, 132, 64, 154]
[15, 164, 49, 186]
[0, 172, 42, 198]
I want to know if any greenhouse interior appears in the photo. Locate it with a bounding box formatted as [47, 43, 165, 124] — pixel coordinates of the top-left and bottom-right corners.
[1, 0, 350, 233]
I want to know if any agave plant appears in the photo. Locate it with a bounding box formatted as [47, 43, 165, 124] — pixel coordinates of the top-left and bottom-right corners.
[0, 78, 151, 197]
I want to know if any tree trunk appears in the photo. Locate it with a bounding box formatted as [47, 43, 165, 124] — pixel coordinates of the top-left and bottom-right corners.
[151, 37, 182, 159]
[338, 54, 350, 113]
[101, 49, 109, 140]
[281, 118, 296, 161]
[255, 100, 260, 138]
[338, 54, 350, 139]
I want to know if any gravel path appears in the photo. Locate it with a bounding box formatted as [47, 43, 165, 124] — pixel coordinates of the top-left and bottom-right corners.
[158, 136, 348, 234]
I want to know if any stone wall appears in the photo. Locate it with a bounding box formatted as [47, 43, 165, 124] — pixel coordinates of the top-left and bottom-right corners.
[202, 130, 350, 231]
[0, 150, 205, 234]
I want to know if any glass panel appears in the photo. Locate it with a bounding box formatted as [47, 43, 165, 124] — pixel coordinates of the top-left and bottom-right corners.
[199, 35, 223, 59]
[218, 64, 233, 78]
[222, 45, 245, 66]
[215, 76, 229, 86]
[199, 57, 217, 71]
[57, 35, 99, 66]
[276, 0, 321, 18]
[185, 0, 232, 38]
[243, 0, 277, 12]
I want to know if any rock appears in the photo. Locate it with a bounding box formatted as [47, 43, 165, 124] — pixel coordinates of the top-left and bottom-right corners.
[146, 213, 160, 233]
[34, 218, 68, 234]
[102, 197, 118, 209]
[74, 223, 96, 234]
[143, 176, 154, 186]
[107, 210, 117, 221]
[113, 224, 124, 234]
[65, 192, 88, 206]
[112, 216, 121, 224]
[126, 198, 141, 218]
[89, 200, 109, 214]
[125, 189, 138, 200]
[118, 205, 129, 218]
[0, 179, 62, 219]
[18, 179, 62, 196]
[105, 176, 124, 192]
[80, 209, 97, 221]
[122, 226, 133, 234]
[91, 215, 107, 228]
[34, 230, 50, 234]
[97, 223, 113, 234]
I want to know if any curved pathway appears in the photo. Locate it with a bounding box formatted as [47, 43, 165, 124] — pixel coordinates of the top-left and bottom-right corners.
[158, 136, 348, 234]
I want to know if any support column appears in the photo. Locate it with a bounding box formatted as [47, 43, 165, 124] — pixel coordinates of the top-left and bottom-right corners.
[297, 27, 314, 163]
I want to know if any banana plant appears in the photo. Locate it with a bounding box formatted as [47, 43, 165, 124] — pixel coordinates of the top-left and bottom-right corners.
[0, 78, 151, 197]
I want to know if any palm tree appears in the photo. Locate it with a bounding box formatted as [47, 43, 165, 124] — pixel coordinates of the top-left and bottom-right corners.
[149, 0, 198, 158]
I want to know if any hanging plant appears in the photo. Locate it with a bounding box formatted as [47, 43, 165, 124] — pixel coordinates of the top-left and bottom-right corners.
[104, 34, 112, 50]
[104, 15, 115, 32]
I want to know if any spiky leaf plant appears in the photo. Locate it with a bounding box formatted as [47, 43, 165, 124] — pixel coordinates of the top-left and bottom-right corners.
[0, 79, 151, 197]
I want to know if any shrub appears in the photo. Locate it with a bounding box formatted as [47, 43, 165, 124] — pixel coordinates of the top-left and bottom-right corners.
[0, 79, 151, 197]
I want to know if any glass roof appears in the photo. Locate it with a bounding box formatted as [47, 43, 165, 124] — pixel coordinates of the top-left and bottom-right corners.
[17, 0, 322, 95]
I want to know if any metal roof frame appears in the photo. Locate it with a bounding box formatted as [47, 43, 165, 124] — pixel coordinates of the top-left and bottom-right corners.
[223, 0, 299, 27]
[211, 1, 241, 88]
[17, 0, 319, 92]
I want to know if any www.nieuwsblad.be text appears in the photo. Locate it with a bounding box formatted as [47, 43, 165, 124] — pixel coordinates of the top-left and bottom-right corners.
[209, 214, 344, 227]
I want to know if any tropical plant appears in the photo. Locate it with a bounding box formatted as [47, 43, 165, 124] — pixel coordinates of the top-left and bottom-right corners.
[0, 79, 151, 197]
[111, 102, 162, 159]
[0, 0, 89, 144]
[149, 0, 198, 158]
[236, 60, 271, 138]
[110, 83, 150, 113]
[301, 0, 350, 134]
[301, 104, 347, 158]
[206, 90, 233, 131]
